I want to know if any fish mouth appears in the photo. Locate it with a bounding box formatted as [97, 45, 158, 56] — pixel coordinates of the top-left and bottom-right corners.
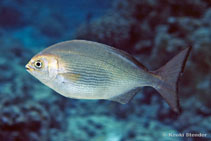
[25, 64, 32, 71]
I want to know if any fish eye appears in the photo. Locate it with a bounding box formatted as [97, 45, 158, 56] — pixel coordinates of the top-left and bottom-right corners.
[34, 60, 42, 69]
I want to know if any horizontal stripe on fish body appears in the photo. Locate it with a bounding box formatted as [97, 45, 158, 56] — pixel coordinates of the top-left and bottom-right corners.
[62, 65, 112, 86]
[55, 53, 139, 86]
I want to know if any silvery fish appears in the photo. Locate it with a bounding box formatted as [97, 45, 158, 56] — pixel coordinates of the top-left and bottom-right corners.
[25, 40, 191, 113]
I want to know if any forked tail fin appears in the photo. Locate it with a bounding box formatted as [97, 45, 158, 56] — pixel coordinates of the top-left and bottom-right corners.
[152, 47, 191, 113]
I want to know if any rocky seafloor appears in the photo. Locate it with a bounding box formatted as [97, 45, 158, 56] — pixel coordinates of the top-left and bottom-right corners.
[0, 0, 210, 141]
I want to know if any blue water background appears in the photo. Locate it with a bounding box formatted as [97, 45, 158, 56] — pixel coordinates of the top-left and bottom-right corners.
[0, 0, 210, 140]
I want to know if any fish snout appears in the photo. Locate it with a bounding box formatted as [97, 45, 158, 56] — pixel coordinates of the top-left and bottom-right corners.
[25, 64, 33, 71]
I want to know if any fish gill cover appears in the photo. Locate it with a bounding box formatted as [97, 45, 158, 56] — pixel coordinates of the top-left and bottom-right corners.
[0, 0, 210, 141]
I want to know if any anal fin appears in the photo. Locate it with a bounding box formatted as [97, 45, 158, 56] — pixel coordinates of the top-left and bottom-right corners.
[109, 88, 141, 104]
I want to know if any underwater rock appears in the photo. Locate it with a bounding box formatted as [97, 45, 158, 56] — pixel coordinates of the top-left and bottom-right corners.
[0, 99, 50, 141]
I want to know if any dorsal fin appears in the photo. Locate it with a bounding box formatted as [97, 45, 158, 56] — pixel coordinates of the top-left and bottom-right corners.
[109, 88, 141, 104]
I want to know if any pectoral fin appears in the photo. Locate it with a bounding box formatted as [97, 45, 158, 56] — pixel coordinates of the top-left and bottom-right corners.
[109, 88, 141, 104]
[59, 73, 80, 82]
